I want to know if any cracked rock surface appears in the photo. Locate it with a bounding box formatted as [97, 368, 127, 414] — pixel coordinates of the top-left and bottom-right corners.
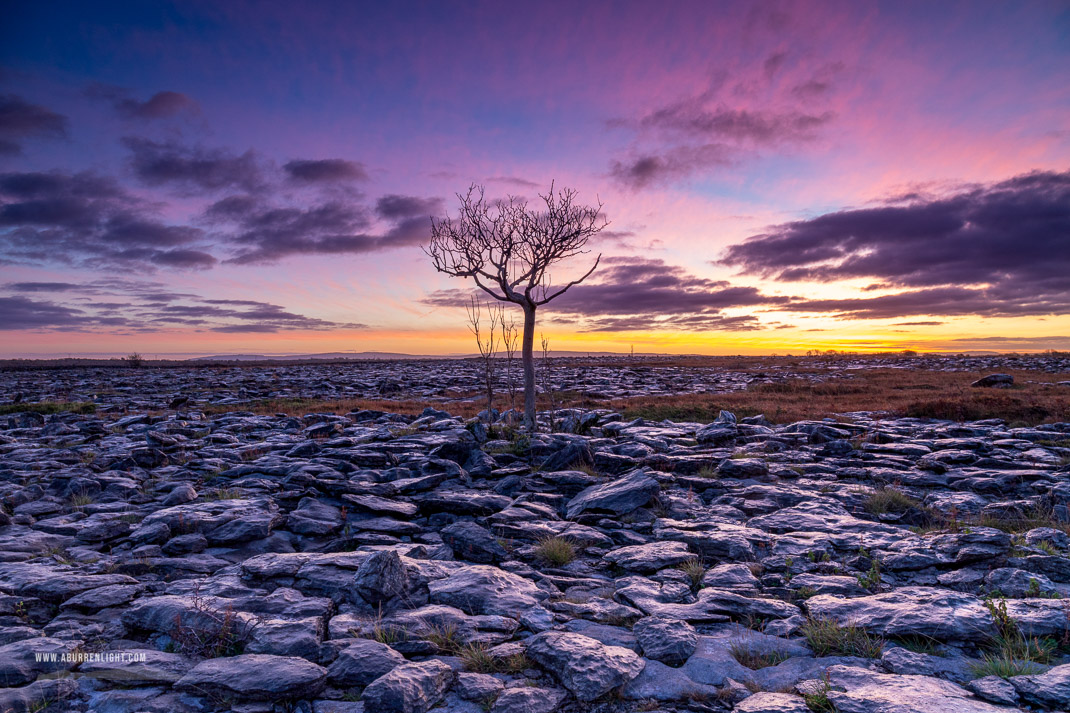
[0, 359, 1068, 712]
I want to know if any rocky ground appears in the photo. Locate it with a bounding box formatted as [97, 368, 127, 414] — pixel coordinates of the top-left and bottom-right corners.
[4, 351, 1068, 414]
[0, 358, 766, 413]
[0, 360, 1069, 712]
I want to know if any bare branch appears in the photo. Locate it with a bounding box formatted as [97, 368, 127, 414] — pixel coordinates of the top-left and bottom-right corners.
[536, 253, 601, 305]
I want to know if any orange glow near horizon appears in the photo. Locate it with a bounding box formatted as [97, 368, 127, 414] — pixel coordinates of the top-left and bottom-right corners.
[7, 311, 1067, 358]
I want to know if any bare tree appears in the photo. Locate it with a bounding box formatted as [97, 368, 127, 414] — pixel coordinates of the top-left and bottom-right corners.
[500, 312, 520, 410]
[426, 183, 606, 431]
[465, 296, 502, 412]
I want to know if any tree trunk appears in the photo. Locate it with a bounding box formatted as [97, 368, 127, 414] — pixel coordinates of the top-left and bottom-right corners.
[521, 302, 537, 431]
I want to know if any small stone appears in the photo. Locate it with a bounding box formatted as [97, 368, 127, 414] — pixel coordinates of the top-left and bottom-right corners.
[971, 374, 1013, 388]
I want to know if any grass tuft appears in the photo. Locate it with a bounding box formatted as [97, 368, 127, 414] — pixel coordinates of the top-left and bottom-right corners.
[804, 674, 836, 713]
[535, 536, 575, 566]
[890, 634, 941, 656]
[421, 622, 461, 654]
[970, 651, 1046, 679]
[459, 643, 499, 672]
[729, 641, 791, 669]
[459, 642, 531, 674]
[677, 557, 707, 590]
[800, 617, 884, 658]
[864, 487, 917, 515]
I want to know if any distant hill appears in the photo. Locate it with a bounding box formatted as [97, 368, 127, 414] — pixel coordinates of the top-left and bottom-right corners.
[188, 350, 651, 361]
[188, 351, 438, 361]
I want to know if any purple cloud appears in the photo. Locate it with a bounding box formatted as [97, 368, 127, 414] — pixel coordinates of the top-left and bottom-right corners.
[0, 95, 68, 155]
[0, 170, 214, 270]
[723, 169, 1070, 318]
[0, 282, 364, 332]
[0, 296, 83, 329]
[88, 85, 200, 119]
[284, 159, 368, 183]
[124, 137, 265, 193]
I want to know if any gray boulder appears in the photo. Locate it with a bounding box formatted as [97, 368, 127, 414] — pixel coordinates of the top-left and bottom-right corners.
[1011, 663, 1070, 708]
[440, 521, 509, 564]
[524, 631, 645, 701]
[565, 469, 660, 519]
[174, 654, 327, 700]
[984, 567, 1059, 598]
[0, 636, 83, 686]
[734, 692, 812, 713]
[327, 638, 406, 687]
[633, 616, 697, 666]
[428, 564, 545, 617]
[140, 498, 284, 545]
[453, 671, 504, 701]
[79, 650, 193, 684]
[353, 549, 409, 605]
[717, 458, 769, 478]
[359, 659, 454, 713]
[825, 664, 1014, 712]
[806, 587, 994, 642]
[489, 686, 568, 713]
[0, 678, 78, 713]
[603, 541, 694, 573]
[541, 440, 594, 472]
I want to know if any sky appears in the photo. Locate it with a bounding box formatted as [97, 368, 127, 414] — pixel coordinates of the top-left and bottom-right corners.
[1, 0, 1068, 357]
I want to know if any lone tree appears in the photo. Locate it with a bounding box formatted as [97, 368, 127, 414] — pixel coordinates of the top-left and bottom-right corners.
[426, 184, 606, 431]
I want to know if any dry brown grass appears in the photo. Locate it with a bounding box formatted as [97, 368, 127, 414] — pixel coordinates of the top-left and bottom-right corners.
[195, 368, 1070, 426]
[614, 368, 1070, 425]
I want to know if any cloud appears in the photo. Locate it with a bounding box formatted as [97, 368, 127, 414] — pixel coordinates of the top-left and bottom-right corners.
[1, 160, 444, 269]
[218, 193, 441, 264]
[5, 282, 80, 292]
[0, 281, 365, 332]
[124, 137, 265, 193]
[375, 194, 443, 220]
[149, 249, 217, 269]
[0, 170, 214, 270]
[485, 176, 540, 189]
[723, 169, 1070, 318]
[220, 201, 371, 264]
[636, 103, 834, 144]
[608, 52, 842, 188]
[204, 194, 260, 221]
[0, 296, 83, 329]
[424, 256, 781, 332]
[87, 85, 199, 119]
[610, 144, 734, 189]
[0, 95, 68, 155]
[284, 158, 369, 183]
